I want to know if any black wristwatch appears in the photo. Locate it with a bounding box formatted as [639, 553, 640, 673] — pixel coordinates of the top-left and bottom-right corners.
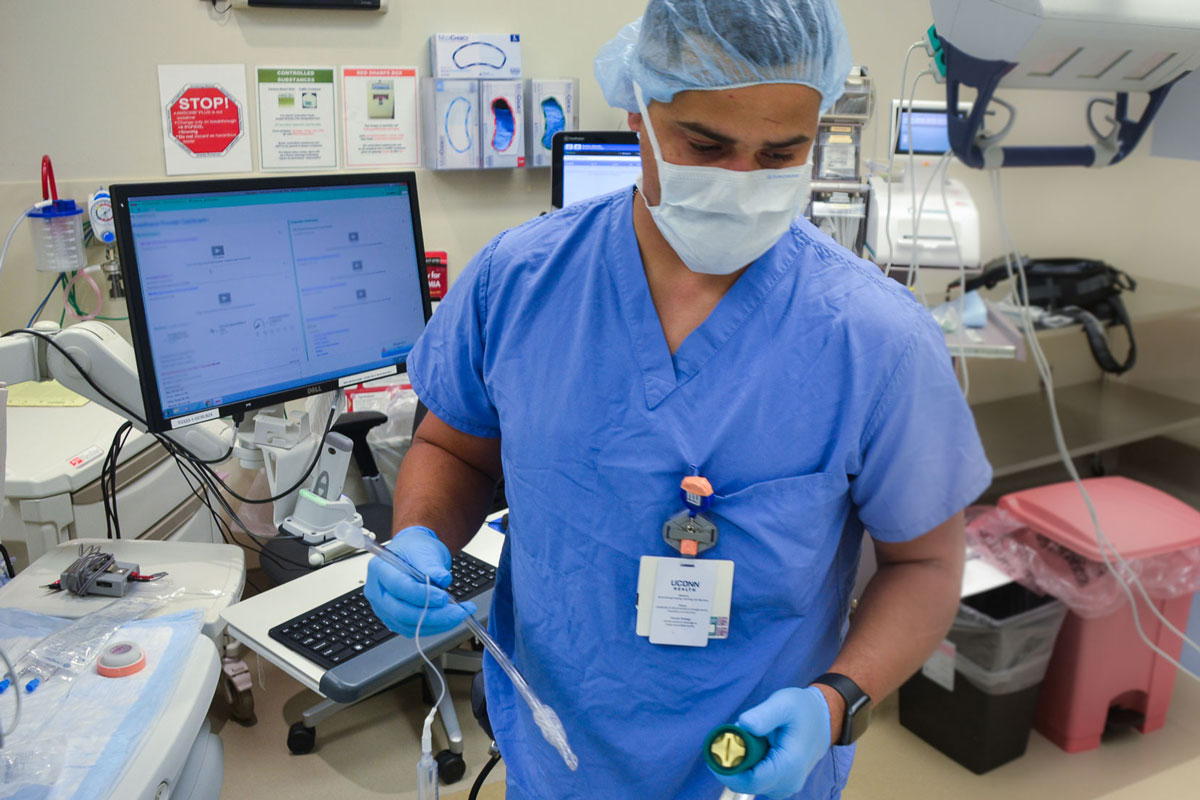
[812, 672, 871, 746]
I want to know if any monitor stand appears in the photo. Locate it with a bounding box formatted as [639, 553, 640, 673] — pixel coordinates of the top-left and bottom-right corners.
[234, 404, 362, 550]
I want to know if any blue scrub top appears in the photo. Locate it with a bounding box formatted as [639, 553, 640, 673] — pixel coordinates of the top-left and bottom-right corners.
[406, 188, 992, 800]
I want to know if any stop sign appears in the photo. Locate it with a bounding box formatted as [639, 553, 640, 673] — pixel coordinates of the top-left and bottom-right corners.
[167, 85, 243, 156]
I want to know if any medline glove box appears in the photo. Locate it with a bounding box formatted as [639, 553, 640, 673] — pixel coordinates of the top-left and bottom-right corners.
[481, 80, 525, 168]
[528, 79, 580, 168]
[431, 33, 522, 80]
[423, 78, 481, 170]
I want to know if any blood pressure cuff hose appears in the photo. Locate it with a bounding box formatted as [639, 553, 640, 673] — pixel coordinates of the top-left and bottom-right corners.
[1061, 297, 1137, 376]
[958, 258, 1138, 375]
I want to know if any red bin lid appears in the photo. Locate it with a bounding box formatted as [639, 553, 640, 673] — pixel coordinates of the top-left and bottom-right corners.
[998, 477, 1200, 561]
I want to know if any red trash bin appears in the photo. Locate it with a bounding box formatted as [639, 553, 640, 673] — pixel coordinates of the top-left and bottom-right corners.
[998, 476, 1200, 753]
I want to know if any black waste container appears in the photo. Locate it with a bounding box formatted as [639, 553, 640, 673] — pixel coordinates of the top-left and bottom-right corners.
[899, 582, 1068, 774]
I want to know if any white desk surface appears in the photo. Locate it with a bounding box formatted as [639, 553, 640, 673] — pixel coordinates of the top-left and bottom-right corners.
[221, 523, 505, 694]
[0, 538, 245, 640]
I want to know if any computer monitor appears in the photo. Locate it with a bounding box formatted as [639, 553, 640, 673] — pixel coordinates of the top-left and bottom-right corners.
[111, 173, 430, 432]
[551, 131, 642, 210]
[892, 100, 973, 156]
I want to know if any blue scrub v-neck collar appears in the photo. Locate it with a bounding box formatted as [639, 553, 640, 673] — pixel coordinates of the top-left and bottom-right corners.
[606, 189, 799, 409]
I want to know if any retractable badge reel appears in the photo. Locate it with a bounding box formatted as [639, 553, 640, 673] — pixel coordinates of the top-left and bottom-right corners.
[663, 476, 718, 557]
[636, 476, 735, 647]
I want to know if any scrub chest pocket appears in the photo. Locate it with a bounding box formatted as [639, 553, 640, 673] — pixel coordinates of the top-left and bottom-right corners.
[713, 471, 853, 621]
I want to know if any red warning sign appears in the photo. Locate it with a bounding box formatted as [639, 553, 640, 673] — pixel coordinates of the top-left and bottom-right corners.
[426, 251, 449, 300]
[167, 85, 244, 156]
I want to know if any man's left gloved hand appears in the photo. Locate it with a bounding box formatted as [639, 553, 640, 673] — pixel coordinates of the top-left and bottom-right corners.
[712, 686, 832, 799]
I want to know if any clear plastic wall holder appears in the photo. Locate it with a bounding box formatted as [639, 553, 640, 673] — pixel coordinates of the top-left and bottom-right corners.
[27, 200, 86, 273]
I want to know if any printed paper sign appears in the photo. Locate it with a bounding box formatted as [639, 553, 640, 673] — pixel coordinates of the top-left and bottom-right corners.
[341, 66, 420, 168]
[257, 67, 337, 170]
[158, 64, 252, 175]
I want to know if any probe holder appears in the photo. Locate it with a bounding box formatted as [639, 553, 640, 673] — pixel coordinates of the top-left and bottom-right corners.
[283, 489, 362, 545]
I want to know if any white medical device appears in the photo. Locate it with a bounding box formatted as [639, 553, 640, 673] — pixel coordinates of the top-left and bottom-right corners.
[867, 100, 981, 269]
[928, 0, 1200, 168]
[87, 188, 116, 245]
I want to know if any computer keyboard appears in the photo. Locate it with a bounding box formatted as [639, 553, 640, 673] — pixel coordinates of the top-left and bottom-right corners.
[269, 552, 498, 670]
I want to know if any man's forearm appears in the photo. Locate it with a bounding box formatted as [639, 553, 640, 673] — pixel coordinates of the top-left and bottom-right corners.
[818, 515, 966, 743]
[391, 437, 499, 553]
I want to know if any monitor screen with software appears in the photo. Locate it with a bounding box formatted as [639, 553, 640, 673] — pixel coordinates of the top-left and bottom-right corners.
[893, 100, 975, 156]
[111, 173, 429, 433]
[551, 131, 642, 209]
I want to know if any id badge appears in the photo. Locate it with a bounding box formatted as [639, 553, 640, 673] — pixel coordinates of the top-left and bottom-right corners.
[636, 556, 735, 646]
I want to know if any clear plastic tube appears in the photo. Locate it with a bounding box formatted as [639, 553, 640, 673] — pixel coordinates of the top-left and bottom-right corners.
[717, 789, 756, 800]
[416, 751, 439, 800]
[415, 574, 443, 799]
[335, 522, 579, 771]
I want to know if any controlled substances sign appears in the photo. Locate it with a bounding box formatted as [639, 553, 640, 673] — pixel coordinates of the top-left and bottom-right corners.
[158, 64, 252, 175]
[168, 86, 243, 155]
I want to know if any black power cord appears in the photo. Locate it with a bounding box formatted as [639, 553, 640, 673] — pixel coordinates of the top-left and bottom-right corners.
[164, 443, 314, 575]
[2, 328, 339, 555]
[468, 752, 503, 800]
[0, 544, 15, 580]
[102, 421, 134, 539]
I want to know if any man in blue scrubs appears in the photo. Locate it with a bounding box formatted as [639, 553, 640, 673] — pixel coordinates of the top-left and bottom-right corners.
[366, 1, 992, 797]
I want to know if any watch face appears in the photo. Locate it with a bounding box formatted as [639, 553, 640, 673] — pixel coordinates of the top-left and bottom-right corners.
[845, 696, 871, 744]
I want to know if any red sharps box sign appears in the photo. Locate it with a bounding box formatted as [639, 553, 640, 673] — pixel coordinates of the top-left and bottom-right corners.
[426, 251, 448, 300]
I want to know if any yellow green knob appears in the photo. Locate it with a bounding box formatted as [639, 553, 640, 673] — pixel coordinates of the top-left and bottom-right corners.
[703, 724, 769, 776]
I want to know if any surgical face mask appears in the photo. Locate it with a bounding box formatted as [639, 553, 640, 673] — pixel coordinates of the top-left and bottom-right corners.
[635, 86, 813, 275]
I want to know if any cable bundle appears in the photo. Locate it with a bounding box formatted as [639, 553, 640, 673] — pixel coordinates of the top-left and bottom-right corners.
[60, 545, 116, 597]
[0, 328, 340, 590]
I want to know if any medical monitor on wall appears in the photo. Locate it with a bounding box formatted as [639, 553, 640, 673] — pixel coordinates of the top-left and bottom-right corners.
[893, 100, 974, 156]
[111, 172, 430, 432]
[551, 131, 642, 210]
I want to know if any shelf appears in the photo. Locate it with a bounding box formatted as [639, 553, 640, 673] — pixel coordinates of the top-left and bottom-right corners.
[972, 380, 1200, 478]
[1043, 276, 1200, 341]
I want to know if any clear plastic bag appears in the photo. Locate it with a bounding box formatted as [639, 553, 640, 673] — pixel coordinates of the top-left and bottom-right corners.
[950, 587, 1066, 673]
[362, 381, 419, 491]
[16, 596, 164, 688]
[0, 737, 64, 798]
[965, 505, 1200, 618]
[956, 650, 1055, 695]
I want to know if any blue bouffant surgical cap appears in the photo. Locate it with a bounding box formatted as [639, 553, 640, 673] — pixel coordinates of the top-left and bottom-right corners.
[595, 0, 853, 113]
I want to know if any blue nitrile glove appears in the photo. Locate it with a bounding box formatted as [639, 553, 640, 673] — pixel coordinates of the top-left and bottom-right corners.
[363, 526, 477, 638]
[714, 686, 832, 799]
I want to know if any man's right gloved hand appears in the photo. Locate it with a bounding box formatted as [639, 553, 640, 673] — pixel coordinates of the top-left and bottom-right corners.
[363, 525, 477, 637]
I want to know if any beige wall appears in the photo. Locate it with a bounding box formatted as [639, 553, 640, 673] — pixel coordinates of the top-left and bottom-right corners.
[1, 0, 1198, 423]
